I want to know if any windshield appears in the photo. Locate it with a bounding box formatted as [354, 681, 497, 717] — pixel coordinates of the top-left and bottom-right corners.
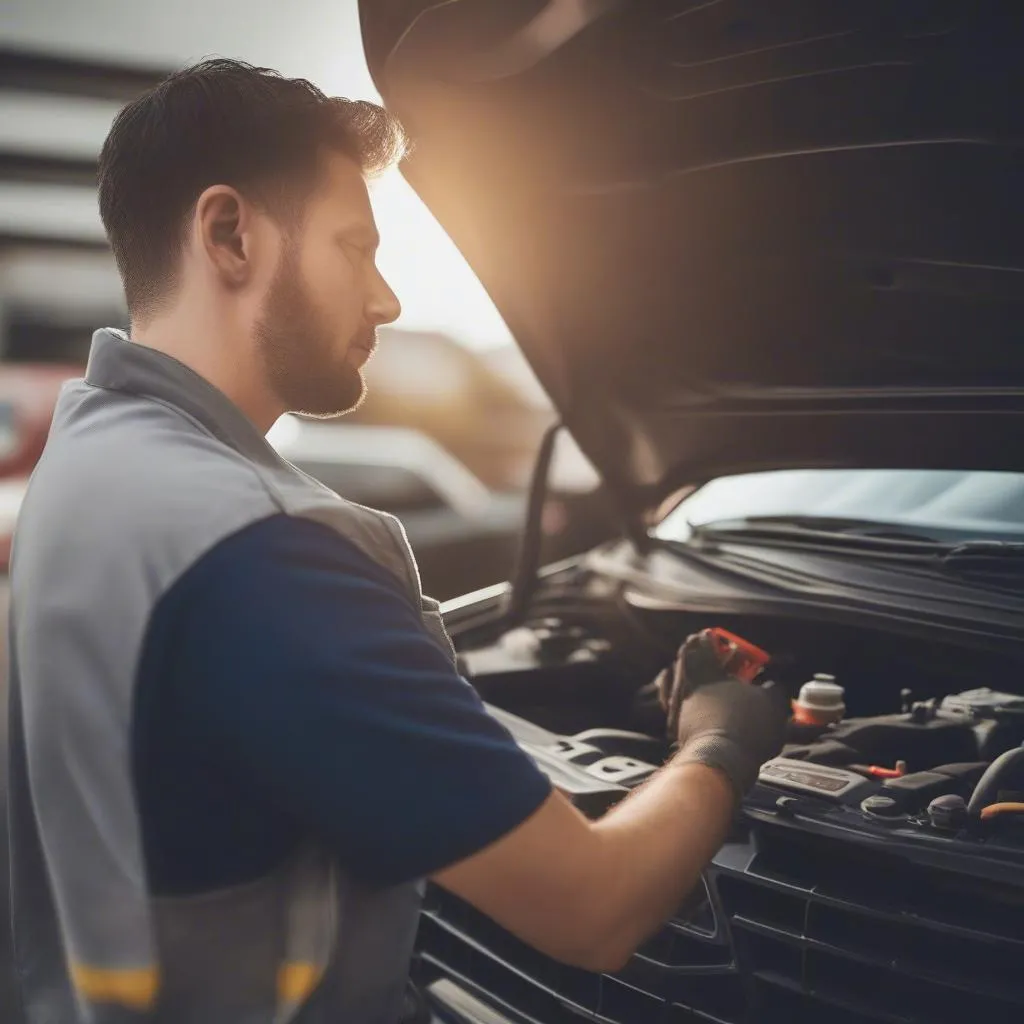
[656, 470, 1024, 544]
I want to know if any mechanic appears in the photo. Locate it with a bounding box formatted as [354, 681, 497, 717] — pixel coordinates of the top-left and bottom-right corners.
[7, 60, 788, 1024]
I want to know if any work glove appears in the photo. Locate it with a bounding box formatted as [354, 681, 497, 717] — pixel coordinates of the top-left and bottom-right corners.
[654, 630, 789, 799]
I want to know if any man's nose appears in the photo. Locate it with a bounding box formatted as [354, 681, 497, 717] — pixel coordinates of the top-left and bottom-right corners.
[366, 269, 401, 327]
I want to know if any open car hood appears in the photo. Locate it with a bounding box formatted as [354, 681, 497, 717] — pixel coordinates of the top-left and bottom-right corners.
[360, 1, 1024, 524]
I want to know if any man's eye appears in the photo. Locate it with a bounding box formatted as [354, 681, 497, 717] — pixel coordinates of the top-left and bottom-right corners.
[339, 237, 374, 258]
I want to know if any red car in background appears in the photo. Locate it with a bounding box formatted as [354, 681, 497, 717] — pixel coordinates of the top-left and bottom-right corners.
[0, 365, 81, 571]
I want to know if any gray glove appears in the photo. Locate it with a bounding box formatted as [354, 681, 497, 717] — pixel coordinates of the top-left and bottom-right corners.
[655, 631, 789, 798]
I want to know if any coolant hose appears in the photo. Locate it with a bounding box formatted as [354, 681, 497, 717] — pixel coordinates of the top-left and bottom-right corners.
[967, 744, 1024, 819]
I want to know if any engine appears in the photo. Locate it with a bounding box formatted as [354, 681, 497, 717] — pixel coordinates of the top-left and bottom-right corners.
[455, 602, 1024, 828]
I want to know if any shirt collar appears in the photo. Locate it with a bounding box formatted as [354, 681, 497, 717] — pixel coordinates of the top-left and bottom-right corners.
[85, 328, 278, 464]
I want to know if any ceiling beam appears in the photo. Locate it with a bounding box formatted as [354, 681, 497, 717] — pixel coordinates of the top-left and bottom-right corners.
[0, 232, 108, 255]
[0, 152, 97, 187]
[0, 47, 170, 102]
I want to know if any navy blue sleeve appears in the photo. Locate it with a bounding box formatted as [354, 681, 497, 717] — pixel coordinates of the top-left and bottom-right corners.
[163, 514, 550, 887]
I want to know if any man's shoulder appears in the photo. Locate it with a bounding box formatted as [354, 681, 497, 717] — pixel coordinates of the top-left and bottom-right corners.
[15, 385, 278, 588]
[15, 384, 422, 605]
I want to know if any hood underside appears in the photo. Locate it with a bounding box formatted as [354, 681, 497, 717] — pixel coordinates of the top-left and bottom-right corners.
[360, 0, 1024, 522]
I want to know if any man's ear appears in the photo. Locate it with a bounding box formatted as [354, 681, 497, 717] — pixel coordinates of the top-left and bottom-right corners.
[194, 185, 260, 290]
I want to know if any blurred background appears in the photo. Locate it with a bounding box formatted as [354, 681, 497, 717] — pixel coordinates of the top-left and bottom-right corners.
[0, 0, 615, 604]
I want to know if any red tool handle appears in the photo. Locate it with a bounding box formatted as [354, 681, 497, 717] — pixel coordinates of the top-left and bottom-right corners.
[706, 627, 771, 683]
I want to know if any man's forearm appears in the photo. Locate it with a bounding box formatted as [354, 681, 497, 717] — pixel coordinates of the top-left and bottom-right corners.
[434, 756, 737, 973]
[582, 758, 736, 969]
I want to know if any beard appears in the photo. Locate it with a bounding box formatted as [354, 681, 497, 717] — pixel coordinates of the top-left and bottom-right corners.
[254, 241, 369, 418]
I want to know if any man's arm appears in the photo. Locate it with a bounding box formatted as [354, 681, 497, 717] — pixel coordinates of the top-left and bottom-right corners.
[434, 761, 734, 973]
[437, 636, 788, 971]
[167, 515, 785, 972]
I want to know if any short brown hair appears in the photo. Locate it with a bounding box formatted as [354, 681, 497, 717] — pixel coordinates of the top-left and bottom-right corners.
[98, 58, 406, 320]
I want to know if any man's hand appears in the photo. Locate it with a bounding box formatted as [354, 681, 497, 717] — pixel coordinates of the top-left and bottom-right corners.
[656, 630, 790, 797]
[434, 633, 789, 973]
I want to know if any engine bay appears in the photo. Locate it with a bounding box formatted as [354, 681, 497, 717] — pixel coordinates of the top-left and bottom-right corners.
[415, 562, 1024, 1024]
[454, 571, 1024, 841]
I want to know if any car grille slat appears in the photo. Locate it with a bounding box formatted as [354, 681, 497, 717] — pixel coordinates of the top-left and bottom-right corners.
[750, 825, 1024, 947]
[752, 973, 915, 1024]
[421, 910, 600, 1013]
[418, 948, 580, 1024]
[714, 824, 1024, 1024]
[418, 886, 743, 1023]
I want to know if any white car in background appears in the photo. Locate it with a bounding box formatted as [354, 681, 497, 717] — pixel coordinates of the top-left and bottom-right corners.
[267, 416, 527, 599]
[268, 415, 497, 521]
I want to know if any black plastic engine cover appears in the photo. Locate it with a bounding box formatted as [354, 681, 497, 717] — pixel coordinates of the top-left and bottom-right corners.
[784, 712, 983, 771]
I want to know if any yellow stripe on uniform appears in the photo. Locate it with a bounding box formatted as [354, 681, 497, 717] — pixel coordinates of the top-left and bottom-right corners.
[70, 963, 160, 1010]
[277, 961, 324, 1004]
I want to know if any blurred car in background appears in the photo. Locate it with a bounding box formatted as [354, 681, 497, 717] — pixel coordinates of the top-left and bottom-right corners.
[267, 414, 526, 599]
[0, 364, 80, 479]
[0, 365, 81, 572]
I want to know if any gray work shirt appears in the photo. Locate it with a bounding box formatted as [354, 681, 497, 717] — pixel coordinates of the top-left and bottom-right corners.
[6, 329, 463, 1024]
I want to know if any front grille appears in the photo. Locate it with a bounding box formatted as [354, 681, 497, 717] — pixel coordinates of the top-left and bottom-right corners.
[414, 885, 742, 1023]
[414, 821, 1024, 1024]
[715, 824, 1024, 1024]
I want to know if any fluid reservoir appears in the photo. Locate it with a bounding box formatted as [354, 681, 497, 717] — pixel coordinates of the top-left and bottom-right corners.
[792, 674, 846, 726]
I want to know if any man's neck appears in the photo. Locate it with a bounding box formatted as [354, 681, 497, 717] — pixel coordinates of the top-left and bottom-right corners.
[129, 317, 284, 434]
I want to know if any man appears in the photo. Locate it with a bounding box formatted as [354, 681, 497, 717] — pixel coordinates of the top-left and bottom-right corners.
[7, 59, 787, 1024]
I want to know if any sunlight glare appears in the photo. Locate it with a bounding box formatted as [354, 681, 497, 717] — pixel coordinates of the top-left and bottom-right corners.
[369, 169, 513, 350]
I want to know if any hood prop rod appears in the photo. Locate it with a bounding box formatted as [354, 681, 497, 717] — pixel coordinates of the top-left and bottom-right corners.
[505, 420, 562, 625]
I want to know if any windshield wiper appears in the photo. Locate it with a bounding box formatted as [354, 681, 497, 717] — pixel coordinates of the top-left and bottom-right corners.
[685, 516, 1024, 591]
[689, 515, 946, 549]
